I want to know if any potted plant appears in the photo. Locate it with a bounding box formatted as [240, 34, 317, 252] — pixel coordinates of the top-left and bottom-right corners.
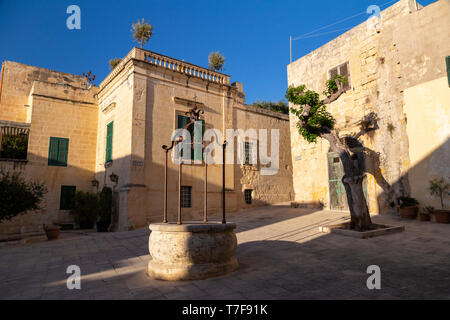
[429, 177, 450, 224]
[397, 196, 419, 219]
[43, 224, 61, 241]
[71, 191, 99, 229]
[419, 206, 433, 222]
[97, 186, 112, 232]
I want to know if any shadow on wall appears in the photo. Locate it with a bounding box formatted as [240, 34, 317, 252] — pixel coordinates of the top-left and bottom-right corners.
[331, 119, 448, 215]
[107, 155, 293, 229]
[376, 138, 449, 213]
[0, 151, 98, 239]
[0, 148, 295, 238]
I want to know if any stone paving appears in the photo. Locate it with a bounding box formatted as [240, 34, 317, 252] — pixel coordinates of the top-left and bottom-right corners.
[0, 204, 449, 300]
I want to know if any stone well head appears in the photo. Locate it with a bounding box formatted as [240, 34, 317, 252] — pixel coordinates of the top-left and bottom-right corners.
[148, 222, 238, 281]
[149, 106, 238, 281]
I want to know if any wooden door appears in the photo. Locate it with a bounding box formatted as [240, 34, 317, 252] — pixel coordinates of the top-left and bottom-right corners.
[327, 152, 369, 211]
[327, 153, 349, 211]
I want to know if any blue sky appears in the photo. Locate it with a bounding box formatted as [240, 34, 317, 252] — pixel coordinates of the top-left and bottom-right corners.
[0, 0, 436, 104]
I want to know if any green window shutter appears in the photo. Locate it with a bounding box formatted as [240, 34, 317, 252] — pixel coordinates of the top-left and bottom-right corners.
[446, 56, 450, 87]
[48, 137, 69, 167]
[177, 115, 191, 161]
[58, 138, 69, 166]
[60, 186, 76, 210]
[193, 120, 204, 161]
[48, 138, 59, 165]
[105, 121, 114, 163]
[177, 115, 190, 129]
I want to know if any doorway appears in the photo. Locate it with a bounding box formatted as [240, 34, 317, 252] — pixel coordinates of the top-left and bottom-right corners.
[327, 152, 368, 211]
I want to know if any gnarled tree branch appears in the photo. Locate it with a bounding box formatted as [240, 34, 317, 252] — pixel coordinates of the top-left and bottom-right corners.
[322, 87, 346, 105]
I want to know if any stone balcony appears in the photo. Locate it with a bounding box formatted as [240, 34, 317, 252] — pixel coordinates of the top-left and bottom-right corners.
[100, 47, 231, 89]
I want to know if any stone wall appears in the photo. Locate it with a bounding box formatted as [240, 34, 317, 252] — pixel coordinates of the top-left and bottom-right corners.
[404, 77, 450, 208]
[95, 56, 135, 231]
[1, 47, 294, 236]
[96, 48, 294, 230]
[233, 105, 294, 209]
[0, 62, 98, 239]
[287, 0, 450, 213]
[0, 61, 88, 122]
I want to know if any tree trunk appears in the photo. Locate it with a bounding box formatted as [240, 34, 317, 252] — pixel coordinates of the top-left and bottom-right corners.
[324, 130, 373, 231]
[342, 175, 372, 231]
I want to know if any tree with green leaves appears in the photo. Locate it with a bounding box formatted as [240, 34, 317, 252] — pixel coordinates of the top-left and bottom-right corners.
[252, 100, 289, 115]
[286, 75, 378, 231]
[208, 52, 225, 72]
[0, 170, 47, 222]
[132, 19, 153, 48]
[109, 58, 122, 71]
[71, 191, 99, 229]
[99, 186, 113, 224]
[0, 134, 28, 160]
[429, 177, 449, 209]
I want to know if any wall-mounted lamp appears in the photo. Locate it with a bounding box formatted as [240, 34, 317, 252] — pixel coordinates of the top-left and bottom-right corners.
[109, 173, 119, 184]
[91, 179, 99, 188]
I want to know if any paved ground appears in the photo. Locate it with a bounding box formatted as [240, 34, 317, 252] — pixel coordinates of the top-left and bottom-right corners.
[0, 205, 449, 300]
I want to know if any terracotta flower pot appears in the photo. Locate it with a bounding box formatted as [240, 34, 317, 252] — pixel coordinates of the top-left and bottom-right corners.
[434, 209, 450, 224]
[44, 226, 61, 241]
[419, 213, 431, 221]
[399, 206, 418, 219]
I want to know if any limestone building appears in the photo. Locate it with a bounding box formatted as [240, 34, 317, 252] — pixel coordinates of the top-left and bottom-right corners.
[0, 48, 294, 239]
[287, 0, 450, 213]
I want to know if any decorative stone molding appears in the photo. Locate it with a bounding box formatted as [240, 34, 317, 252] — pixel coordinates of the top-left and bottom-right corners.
[173, 97, 205, 110]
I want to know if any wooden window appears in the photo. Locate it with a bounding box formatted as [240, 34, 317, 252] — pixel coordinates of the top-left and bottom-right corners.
[245, 189, 253, 204]
[180, 186, 192, 208]
[60, 186, 76, 210]
[177, 115, 205, 161]
[193, 119, 205, 161]
[105, 121, 114, 163]
[48, 137, 69, 167]
[329, 62, 351, 91]
[243, 141, 254, 165]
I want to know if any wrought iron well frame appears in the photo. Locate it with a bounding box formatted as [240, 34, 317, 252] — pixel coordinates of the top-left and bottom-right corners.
[161, 106, 227, 225]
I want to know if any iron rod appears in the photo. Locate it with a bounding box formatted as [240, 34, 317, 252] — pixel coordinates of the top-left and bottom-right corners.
[163, 151, 168, 223]
[178, 160, 182, 225]
[204, 162, 208, 223]
[222, 141, 226, 224]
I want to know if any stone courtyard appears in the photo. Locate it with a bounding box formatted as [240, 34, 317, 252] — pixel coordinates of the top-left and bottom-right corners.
[0, 204, 449, 300]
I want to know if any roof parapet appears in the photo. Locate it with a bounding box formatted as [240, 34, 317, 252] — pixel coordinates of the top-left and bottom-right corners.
[100, 47, 231, 90]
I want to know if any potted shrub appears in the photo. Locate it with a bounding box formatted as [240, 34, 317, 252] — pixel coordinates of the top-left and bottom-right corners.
[429, 178, 450, 224]
[397, 196, 419, 219]
[419, 206, 433, 222]
[0, 170, 47, 224]
[71, 191, 99, 229]
[43, 224, 61, 241]
[97, 186, 112, 232]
